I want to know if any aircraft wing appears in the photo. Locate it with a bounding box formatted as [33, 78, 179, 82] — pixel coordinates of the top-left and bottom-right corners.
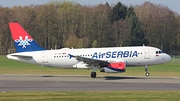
[69, 54, 109, 66]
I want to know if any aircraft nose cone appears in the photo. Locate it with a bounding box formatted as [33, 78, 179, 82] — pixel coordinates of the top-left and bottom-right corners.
[166, 54, 172, 62]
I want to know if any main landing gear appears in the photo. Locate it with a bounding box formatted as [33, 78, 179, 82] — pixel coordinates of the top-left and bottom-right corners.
[90, 67, 98, 78]
[145, 65, 150, 77]
[91, 72, 97, 78]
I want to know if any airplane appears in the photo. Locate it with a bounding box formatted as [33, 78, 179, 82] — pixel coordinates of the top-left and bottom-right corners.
[7, 22, 171, 78]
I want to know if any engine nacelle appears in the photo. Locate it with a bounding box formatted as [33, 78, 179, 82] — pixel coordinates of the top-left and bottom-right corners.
[100, 62, 126, 73]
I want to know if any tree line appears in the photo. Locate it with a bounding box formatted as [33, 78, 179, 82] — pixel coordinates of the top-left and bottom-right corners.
[0, 1, 179, 55]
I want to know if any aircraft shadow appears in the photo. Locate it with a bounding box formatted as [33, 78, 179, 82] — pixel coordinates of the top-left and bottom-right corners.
[41, 75, 148, 80]
[102, 76, 147, 80]
[41, 75, 57, 77]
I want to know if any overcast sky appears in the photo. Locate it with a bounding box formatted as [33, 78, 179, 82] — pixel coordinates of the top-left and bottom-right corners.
[0, 0, 180, 14]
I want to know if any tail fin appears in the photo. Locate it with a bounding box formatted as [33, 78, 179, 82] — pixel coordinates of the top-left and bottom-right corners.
[8, 22, 45, 52]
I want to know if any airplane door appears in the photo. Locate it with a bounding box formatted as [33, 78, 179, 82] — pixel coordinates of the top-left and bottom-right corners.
[42, 53, 48, 63]
[144, 49, 150, 59]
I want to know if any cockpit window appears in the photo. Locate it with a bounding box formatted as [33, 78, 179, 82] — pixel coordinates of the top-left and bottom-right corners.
[156, 50, 163, 54]
[156, 51, 159, 54]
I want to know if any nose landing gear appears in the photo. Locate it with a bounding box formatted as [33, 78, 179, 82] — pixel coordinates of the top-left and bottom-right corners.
[145, 66, 150, 77]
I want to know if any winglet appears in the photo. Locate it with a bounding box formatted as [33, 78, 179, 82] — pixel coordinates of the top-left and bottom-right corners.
[8, 22, 45, 52]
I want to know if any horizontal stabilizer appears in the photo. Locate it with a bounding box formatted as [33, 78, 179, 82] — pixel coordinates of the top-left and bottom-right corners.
[7, 54, 32, 60]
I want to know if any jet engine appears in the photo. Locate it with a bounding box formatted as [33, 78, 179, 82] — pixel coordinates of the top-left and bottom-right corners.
[100, 62, 126, 73]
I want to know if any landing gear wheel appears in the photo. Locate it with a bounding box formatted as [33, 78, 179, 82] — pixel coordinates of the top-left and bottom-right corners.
[144, 65, 150, 77]
[91, 72, 97, 78]
[145, 72, 150, 77]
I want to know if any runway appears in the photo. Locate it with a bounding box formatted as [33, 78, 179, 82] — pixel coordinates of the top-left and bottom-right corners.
[0, 74, 180, 91]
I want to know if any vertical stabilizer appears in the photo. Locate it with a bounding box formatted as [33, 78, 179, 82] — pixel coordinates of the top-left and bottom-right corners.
[8, 22, 45, 52]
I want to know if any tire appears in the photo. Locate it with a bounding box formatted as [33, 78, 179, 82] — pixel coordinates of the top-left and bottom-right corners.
[145, 72, 150, 77]
[91, 72, 97, 78]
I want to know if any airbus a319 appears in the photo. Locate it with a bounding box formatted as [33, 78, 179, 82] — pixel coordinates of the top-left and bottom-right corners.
[7, 22, 171, 78]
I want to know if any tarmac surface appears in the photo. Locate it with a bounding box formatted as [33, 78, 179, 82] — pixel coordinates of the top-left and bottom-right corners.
[0, 74, 180, 91]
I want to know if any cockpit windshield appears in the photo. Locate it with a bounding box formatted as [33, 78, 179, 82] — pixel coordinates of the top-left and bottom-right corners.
[156, 50, 163, 54]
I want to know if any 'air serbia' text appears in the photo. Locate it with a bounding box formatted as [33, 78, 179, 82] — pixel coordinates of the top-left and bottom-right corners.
[92, 51, 138, 59]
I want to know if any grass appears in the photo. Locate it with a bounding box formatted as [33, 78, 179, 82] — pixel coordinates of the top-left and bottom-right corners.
[0, 91, 180, 101]
[0, 55, 180, 77]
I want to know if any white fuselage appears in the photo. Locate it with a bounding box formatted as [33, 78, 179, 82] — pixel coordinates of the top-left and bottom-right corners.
[7, 46, 171, 68]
